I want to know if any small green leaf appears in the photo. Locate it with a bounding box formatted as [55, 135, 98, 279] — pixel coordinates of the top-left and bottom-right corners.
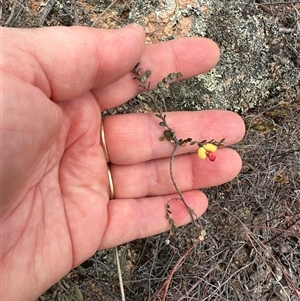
[169, 72, 177, 80]
[166, 75, 172, 82]
[148, 102, 156, 110]
[145, 70, 152, 77]
[159, 122, 166, 127]
[157, 82, 164, 89]
[140, 74, 148, 83]
[164, 130, 173, 139]
[138, 92, 150, 100]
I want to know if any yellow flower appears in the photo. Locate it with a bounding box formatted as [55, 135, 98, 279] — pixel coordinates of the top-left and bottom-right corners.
[203, 143, 217, 153]
[197, 143, 218, 161]
[197, 147, 207, 159]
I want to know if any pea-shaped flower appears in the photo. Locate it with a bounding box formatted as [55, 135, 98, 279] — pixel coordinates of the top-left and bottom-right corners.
[197, 143, 218, 161]
[203, 143, 217, 153]
[197, 146, 207, 159]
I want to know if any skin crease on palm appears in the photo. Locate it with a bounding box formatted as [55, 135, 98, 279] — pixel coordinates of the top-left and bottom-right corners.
[0, 24, 245, 301]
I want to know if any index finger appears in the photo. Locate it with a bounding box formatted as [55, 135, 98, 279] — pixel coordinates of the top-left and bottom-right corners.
[96, 37, 220, 110]
[3, 24, 146, 101]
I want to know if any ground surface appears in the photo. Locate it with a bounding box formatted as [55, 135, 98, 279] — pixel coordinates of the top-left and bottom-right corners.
[1, 1, 300, 300]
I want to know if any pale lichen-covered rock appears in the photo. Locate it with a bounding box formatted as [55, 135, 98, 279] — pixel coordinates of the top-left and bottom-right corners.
[126, 0, 299, 112]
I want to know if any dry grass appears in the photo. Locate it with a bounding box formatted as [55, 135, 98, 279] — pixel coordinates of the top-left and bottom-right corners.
[1, 1, 299, 300]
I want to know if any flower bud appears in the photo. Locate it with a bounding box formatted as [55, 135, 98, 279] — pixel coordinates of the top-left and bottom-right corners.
[197, 147, 207, 159]
[208, 152, 216, 161]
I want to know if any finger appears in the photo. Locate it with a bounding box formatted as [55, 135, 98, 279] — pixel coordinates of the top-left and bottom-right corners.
[3, 24, 145, 101]
[102, 110, 245, 164]
[110, 148, 241, 198]
[99, 190, 208, 249]
[95, 37, 220, 110]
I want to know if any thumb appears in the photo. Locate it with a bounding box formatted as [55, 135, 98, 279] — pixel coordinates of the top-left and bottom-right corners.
[3, 24, 145, 101]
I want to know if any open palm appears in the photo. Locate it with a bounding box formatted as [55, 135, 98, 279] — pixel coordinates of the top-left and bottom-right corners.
[1, 25, 245, 301]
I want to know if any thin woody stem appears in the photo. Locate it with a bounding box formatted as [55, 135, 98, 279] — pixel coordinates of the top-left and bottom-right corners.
[169, 143, 197, 225]
[137, 85, 197, 224]
[132, 64, 224, 233]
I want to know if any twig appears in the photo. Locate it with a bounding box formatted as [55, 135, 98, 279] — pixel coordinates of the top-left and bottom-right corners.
[5, 0, 27, 26]
[114, 246, 126, 301]
[37, 0, 56, 27]
[0, 0, 3, 21]
[222, 207, 300, 299]
[177, 258, 223, 301]
[255, 1, 300, 5]
[91, 0, 119, 28]
[169, 143, 197, 226]
[155, 244, 195, 301]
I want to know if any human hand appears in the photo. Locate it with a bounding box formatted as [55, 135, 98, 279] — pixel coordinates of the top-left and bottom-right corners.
[1, 25, 245, 301]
